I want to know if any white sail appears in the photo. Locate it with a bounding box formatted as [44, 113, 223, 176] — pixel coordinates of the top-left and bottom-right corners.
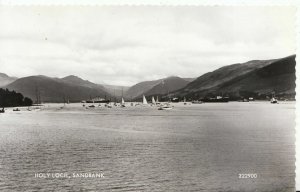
[156, 96, 159, 103]
[183, 97, 186, 102]
[121, 97, 125, 104]
[152, 96, 156, 104]
[143, 95, 148, 104]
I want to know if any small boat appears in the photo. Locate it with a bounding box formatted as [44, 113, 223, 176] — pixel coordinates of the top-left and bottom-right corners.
[243, 98, 249, 102]
[171, 97, 179, 103]
[89, 105, 95, 108]
[0, 108, 5, 113]
[13, 108, 20, 111]
[89, 97, 110, 103]
[270, 93, 278, 104]
[158, 106, 173, 110]
[183, 97, 188, 105]
[202, 96, 229, 103]
[158, 103, 173, 110]
[270, 97, 278, 104]
[121, 97, 126, 107]
[192, 100, 203, 104]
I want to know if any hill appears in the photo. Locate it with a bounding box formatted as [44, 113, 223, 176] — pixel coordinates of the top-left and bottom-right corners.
[5, 75, 111, 103]
[125, 79, 162, 99]
[0, 73, 17, 87]
[102, 84, 129, 98]
[171, 55, 296, 100]
[142, 76, 190, 98]
[125, 76, 191, 100]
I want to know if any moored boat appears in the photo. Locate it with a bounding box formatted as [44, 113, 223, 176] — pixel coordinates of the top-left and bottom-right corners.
[121, 97, 126, 107]
[152, 96, 156, 104]
[270, 93, 278, 104]
[192, 100, 203, 104]
[158, 106, 173, 110]
[202, 96, 229, 103]
[158, 103, 173, 110]
[270, 97, 278, 104]
[143, 95, 148, 105]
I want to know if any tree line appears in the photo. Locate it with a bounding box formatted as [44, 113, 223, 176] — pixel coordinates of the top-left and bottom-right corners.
[0, 88, 33, 107]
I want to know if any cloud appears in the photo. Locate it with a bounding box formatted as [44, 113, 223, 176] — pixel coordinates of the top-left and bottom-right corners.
[0, 6, 295, 86]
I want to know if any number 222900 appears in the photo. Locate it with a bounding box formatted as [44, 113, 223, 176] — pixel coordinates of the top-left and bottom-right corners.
[238, 173, 257, 179]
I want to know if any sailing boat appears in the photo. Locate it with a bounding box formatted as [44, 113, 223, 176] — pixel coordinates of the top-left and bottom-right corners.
[270, 93, 278, 104]
[183, 97, 187, 105]
[121, 88, 125, 107]
[143, 95, 148, 105]
[156, 96, 159, 103]
[152, 96, 156, 104]
[121, 97, 125, 107]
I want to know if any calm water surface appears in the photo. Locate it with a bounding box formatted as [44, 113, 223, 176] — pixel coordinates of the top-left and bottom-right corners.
[0, 102, 295, 192]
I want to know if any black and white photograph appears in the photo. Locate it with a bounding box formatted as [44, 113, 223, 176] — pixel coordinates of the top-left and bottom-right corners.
[0, 3, 297, 192]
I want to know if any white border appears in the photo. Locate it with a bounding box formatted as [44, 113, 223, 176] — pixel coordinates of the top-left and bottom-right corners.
[0, 0, 299, 6]
[0, 0, 299, 190]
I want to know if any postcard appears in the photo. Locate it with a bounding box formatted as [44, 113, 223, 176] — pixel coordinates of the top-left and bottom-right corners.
[0, 1, 297, 191]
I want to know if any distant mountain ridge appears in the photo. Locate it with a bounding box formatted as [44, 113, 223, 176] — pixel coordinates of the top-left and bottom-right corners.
[5, 75, 111, 103]
[3, 55, 295, 102]
[141, 76, 190, 98]
[102, 84, 130, 98]
[125, 79, 162, 99]
[171, 55, 296, 100]
[0, 73, 17, 87]
[125, 76, 190, 99]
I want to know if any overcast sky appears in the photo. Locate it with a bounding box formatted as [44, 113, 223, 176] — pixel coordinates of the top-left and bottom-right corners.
[0, 6, 296, 86]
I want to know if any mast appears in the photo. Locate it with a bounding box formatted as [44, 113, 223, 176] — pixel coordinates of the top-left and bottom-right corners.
[63, 94, 66, 106]
[35, 86, 39, 104]
[114, 89, 116, 103]
[120, 87, 124, 104]
[38, 90, 41, 104]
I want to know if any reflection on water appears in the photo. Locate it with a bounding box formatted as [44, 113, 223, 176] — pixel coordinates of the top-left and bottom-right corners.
[0, 102, 295, 191]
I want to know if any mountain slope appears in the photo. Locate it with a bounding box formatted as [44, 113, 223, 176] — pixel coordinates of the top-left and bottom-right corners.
[0, 73, 17, 87]
[183, 77, 196, 82]
[172, 55, 295, 99]
[125, 76, 191, 99]
[6, 75, 111, 102]
[102, 84, 129, 98]
[125, 79, 162, 99]
[143, 76, 190, 97]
